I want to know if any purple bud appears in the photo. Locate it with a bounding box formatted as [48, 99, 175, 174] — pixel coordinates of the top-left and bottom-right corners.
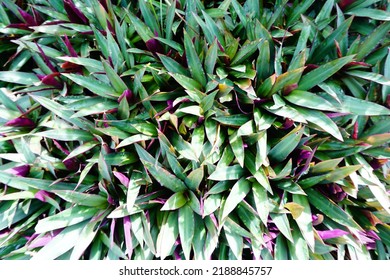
[5, 165, 30, 177]
[37, 73, 62, 88]
[146, 38, 164, 55]
[63, 158, 80, 171]
[34, 190, 51, 202]
[339, 0, 357, 10]
[369, 158, 388, 170]
[322, 183, 347, 202]
[5, 117, 35, 128]
[282, 118, 294, 129]
[64, 0, 88, 24]
[18, 8, 36, 26]
[299, 149, 311, 161]
[312, 214, 324, 226]
[317, 229, 349, 240]
[118, 89, 133, 104]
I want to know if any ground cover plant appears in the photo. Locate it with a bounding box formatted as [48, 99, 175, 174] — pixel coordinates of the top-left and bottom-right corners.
[0, 0, 389, 260]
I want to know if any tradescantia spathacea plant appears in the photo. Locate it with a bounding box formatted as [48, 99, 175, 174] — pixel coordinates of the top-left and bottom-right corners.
[0, 0, 389, 260]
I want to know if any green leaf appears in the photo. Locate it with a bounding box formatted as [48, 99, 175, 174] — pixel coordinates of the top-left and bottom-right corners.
[0, 71, 39, 85]
[213, 114, 250, 127]
[229, 132, 245, 167]
[277, 181, 306, 195]
[346, 70, 390, 86]
[268, 125, 304, 162]
[184, 30, 207, 87]
[310, 16, 353, 62]
[156, 211, 179, 259]
[305, 189, 361, 229]
[71, 101, 118, 118]
[35, 206, 98, 233]
[270, 213, 293, 242]
[294, 107, 343, 141]
[116, 134, 154, 149]
[298, 56, 355, 91]
[223, 221, 244, 259]
[127, 11, 153, 42]
[178, 205, 194, 260]
[185, 167, 204, 192]
[340, 95, 390, 116]
[32, 221, 89, 260]
[158, 54, 190, 77]
[356, 21, 390, 61]
[347, 8, 390, 21]
[205, 40, 218, 75]
[62, 73, 118, 99]
[252, 182, 269, 226]
[135, 144, 187, 192]
[63, 142, 98, 162]
[285, 90, 338, 111]
[51, 190, 107, 208]
[35, 129, 94, 142]
[70, 212, 103, 260]
[293, 194, 315, 251]
[288, 222, 309, 260]
[139, 0, 160, 36]
[203, 194, 222, 216]
[30, 95, 93, 130]
[208, 164, 245, 181]
[57, 56, 104, 72]
[102, 60, 128, 93]
[161, 192, 187, 211]
[230, 39, 262, 66]
[221, 178, 250, 221]
[310, 158, 343, 173]
[126, 172, 143, 212]
[267, 67, 305, 97]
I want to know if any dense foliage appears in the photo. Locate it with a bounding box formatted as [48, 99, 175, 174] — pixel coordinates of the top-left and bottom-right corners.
[0, 0, 390, 260]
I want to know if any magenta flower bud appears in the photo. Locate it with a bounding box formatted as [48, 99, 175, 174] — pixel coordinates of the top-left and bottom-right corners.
[282, 118, 294, 129]
[118, 89, 133, 103]
[146, 38, 164, 55]
[34, 190, 51, 202]
[339, 0, 356, 10]
[37, 73, 62, 88]
[63, 158, 80, 171]
[317, 229, 349, 240]
[5, 117, 35, 128]
[369, 158, 388, 170]
[64, 0, 88, 24]
[297, 149, 311, 165]
[18, 8, 36, 26]
[5, 165, 30, 177]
